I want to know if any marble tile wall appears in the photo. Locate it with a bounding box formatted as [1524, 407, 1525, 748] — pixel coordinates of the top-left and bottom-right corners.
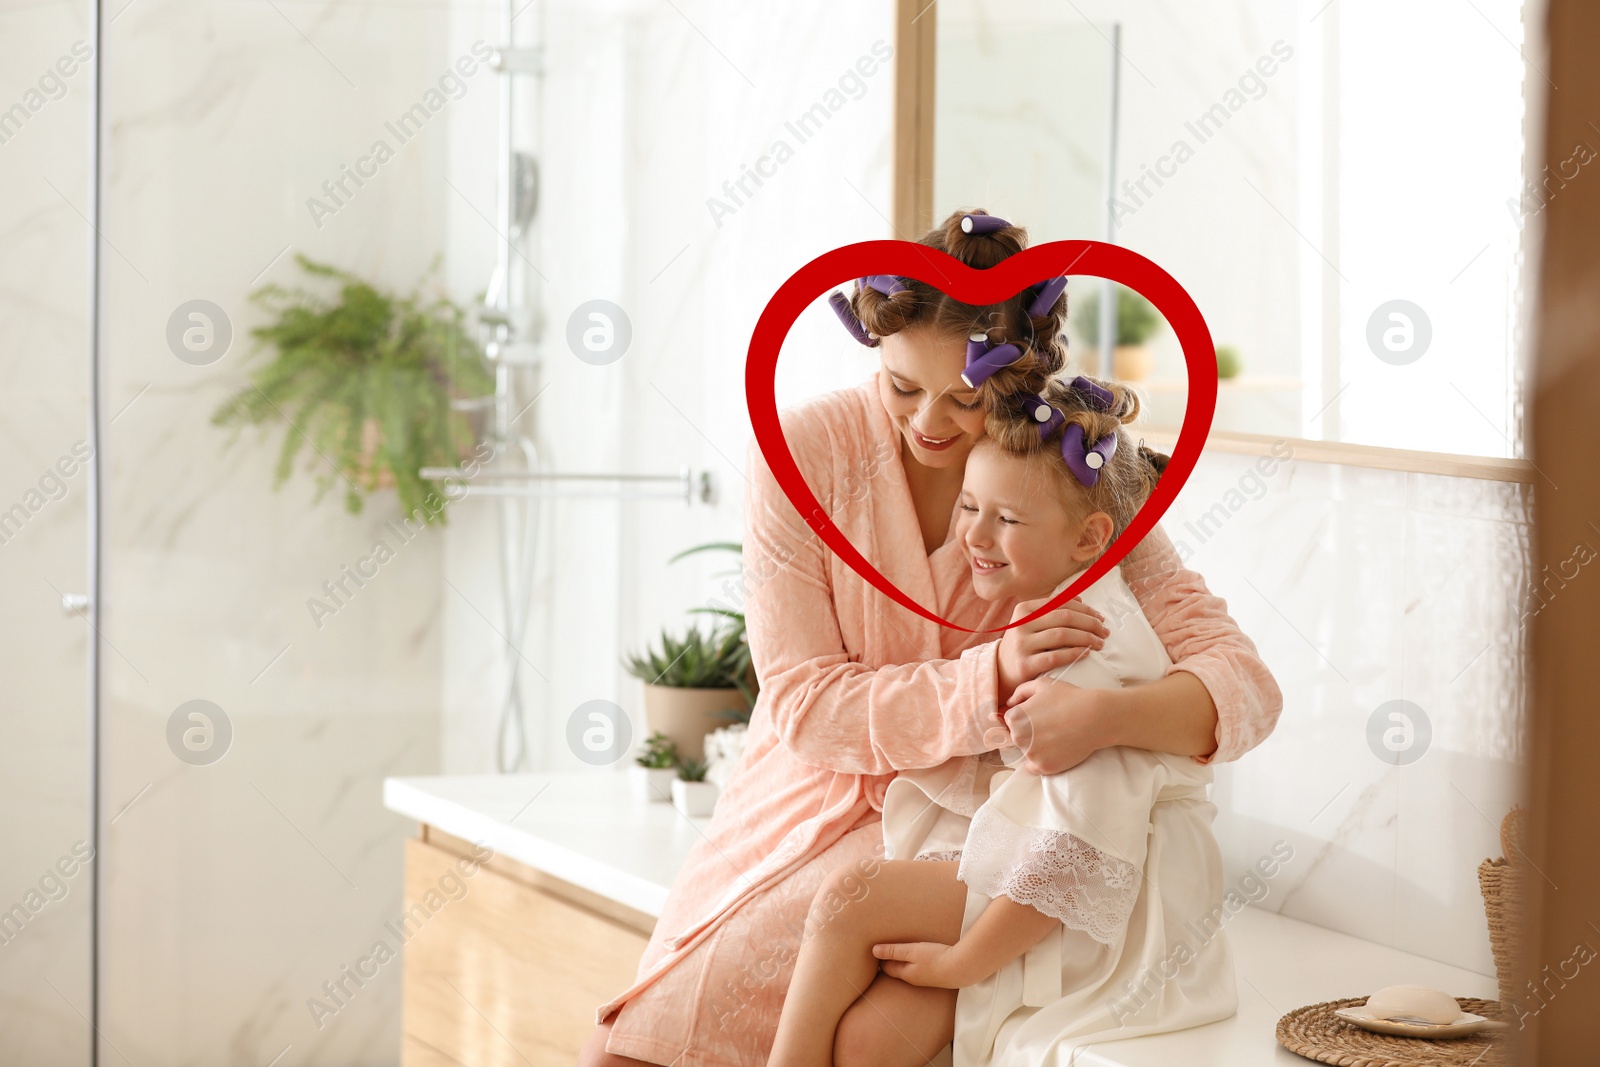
[1175, 446, 1530, 977]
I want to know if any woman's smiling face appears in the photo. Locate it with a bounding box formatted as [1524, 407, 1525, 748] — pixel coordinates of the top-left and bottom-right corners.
[876, 326, 988, 469]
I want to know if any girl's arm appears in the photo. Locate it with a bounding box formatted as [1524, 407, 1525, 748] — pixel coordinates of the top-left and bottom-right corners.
[873, 897, 1059, 989]
[742, 431, 999, 776]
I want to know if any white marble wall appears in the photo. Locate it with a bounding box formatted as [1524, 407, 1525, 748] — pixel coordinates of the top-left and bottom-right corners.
[1176, 446, 1529, 977]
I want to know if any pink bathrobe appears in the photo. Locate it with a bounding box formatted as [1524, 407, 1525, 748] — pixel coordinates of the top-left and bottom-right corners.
[598, 380, 1282, 1067]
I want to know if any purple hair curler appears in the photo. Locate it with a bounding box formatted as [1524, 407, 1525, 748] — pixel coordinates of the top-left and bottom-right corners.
[828, 290, 879, 347]
[1032, 395, 1065, 440]
[1026, 276, 1068, 319]
[861, 274, 907, 296]
[1060, 420, 1119, 488]
[1068, 375, 1116, 412]
[961, 334, 1024, 389]
[960, 213, 1010, 235]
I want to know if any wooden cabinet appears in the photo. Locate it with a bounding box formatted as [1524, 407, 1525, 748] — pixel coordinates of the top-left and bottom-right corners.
[400, 827, 652, 1066]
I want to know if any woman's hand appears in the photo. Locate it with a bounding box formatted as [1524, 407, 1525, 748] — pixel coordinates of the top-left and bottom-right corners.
[995, 597, 1109, 703]
[1002, 676, 1118, 775]
[872, 941, 974, 989]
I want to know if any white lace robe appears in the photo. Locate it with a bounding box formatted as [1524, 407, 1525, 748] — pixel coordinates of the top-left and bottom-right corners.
[881, 567, 1238, 1066]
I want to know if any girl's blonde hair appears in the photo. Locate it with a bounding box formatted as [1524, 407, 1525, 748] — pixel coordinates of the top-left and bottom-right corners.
[982, 373, 1168, 545]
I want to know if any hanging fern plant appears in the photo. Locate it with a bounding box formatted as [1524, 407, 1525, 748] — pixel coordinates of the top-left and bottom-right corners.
[212, 254, 494, 524]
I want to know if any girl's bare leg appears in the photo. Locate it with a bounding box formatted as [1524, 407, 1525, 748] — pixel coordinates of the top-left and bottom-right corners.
[834, 973, 957, 1067]
[768, 859, 967, 1067]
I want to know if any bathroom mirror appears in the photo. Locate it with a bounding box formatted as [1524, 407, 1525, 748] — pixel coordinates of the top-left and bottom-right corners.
[919, 0, 1540, 465]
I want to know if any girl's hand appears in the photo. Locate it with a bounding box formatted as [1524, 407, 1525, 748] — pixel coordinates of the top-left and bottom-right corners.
[1003, 676, 1118, 775]
[872, 941, 974, 989]
[996, 597, 1109, 703]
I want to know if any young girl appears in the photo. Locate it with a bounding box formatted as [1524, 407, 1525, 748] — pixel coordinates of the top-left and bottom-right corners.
[767, 374, 1237, 1067]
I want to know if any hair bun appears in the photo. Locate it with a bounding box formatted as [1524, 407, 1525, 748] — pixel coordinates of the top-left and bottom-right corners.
[942, 210, 1025, 272]
[1138, 442, 1170, 476]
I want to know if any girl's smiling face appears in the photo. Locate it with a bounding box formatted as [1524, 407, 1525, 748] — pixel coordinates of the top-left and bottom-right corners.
[876, 326, 988, 469]
[956, 442, 1114, 602]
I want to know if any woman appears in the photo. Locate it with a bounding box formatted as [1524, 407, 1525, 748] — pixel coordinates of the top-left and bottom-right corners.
[580, 210, 1281, 1067]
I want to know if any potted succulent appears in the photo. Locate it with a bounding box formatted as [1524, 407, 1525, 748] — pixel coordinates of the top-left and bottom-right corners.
[623, 621, 751, 763]
[630, 732, 680, 803]
[670, 758, 718, 817]
[1076, 285, 1164, 382]
[211, 254, 494, 524]
[669, 541, 758, 712]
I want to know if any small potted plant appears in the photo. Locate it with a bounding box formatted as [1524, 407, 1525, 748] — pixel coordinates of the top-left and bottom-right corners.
[211, 254, 494, 524]
[669, 540, 758, 707]
[630, 732, 680, 803]
[670, 758, 718, 817]
[1215, 344, 1244, 381]
[623, 620, 751, 763]
[1076, 285, 1164, 382]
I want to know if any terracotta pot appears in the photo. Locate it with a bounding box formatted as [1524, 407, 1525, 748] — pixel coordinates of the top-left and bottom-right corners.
[1113, 344, 1151, 381]
[641, 685, 745, 762]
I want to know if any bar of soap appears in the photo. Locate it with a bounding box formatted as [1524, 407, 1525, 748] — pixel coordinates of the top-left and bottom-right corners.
[1362, 985, 1462, 1024]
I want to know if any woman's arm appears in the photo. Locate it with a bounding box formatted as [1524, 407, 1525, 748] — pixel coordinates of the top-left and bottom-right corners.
[1120, 524, 1282, 763]
[873, 897, 1058, 989]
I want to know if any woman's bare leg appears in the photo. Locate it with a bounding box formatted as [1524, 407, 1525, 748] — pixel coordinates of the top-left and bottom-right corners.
[768, 859, 966, 1067]
[576, 1019, 659, 1067]
[834, 973, 957, 1067]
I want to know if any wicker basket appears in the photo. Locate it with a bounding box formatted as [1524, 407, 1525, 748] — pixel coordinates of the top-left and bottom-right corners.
[1477, 806, 1529, 1011]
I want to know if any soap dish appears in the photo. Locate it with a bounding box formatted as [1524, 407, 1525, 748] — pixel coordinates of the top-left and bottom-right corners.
[1333, 1005, 1506, 1039]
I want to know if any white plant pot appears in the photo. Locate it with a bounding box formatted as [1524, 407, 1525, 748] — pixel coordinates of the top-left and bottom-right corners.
[671, 779, 719, 818]
[630, 765, 678, 804]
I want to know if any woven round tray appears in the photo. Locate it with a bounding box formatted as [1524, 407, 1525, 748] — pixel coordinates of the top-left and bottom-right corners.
[1276, 997, 1505, 1067]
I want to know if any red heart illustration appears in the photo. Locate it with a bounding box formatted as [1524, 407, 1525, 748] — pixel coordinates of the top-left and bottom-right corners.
[745, 239, 1217, 633]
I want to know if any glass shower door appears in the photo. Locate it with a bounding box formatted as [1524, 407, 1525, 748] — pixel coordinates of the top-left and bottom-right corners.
[0, 9, 96, 1066]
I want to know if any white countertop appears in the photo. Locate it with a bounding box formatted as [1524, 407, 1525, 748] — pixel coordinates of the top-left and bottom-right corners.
[384, 772, 1499, 1065]
[383, 771, 708, 917]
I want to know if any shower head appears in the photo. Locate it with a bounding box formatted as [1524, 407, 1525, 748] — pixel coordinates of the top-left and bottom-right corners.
[511, 151, 539, 236]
